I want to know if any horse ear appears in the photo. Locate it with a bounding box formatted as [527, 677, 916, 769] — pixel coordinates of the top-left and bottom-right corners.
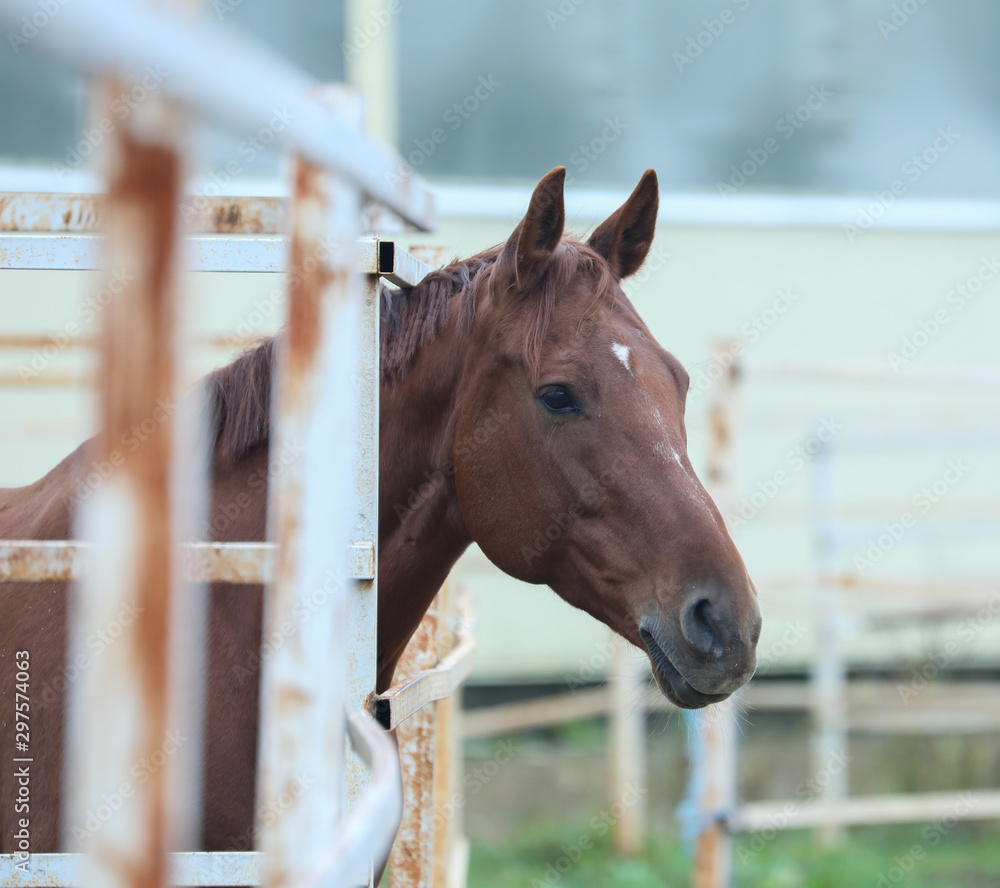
[500, 167, 566, 290]
[588, 169, 659, 279]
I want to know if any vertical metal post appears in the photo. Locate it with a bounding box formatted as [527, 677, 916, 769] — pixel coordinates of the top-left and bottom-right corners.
[430, 580, 461, 888]
[67, 78, 193, 888]
[389, 595, 442, 888]
[256, 85, 361, 888]
[812, 440, 848, 844]
[689, 341, 743, 888]
[609, 639, 647, 857]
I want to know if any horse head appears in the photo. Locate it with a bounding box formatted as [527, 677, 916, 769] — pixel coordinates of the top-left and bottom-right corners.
[451, 167, 761, 707]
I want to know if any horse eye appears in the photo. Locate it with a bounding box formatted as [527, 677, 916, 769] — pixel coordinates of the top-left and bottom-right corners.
[538, 388, 578, 414]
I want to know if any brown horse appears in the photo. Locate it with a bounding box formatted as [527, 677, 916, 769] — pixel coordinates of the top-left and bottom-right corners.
[0, 167, 760, 855]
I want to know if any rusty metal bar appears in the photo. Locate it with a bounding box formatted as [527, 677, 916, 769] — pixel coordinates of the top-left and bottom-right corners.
[0, 541, 374, 583]
[64, 78, 191, 888]
[374, 635, 476, 731]
[0, 233, 442, 274]
[388, 596, 441, 888]
[0, 192, 416, 235]
[255, 86, 362, 888]
[0, 193, 280, 234]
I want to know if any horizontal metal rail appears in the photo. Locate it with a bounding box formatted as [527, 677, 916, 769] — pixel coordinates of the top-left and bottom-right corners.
[0, 540, 375, 582]
[0, 235, 437, 282]
[731, 789, 1000, 833]
[0, 193, 281, 234]
[744, 358, 1000, 389]
[0, 852, 262, 887]
[374, 635, 476, 730]
[0, 0, 434, 230]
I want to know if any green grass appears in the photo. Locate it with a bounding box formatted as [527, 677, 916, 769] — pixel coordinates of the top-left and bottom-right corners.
[468, 820, 1000, 887]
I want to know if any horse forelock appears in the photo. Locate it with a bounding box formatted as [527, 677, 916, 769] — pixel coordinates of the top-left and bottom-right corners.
[381, 238, 621, 383]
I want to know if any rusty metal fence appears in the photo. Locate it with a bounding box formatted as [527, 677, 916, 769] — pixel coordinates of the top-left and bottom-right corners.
[0, 1, 472, 886]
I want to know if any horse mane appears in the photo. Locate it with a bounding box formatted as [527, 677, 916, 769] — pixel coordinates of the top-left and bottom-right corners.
[208, 238, 618, 465]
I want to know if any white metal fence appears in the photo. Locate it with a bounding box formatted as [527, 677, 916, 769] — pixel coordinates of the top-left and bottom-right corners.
[0, 1, 471, 887]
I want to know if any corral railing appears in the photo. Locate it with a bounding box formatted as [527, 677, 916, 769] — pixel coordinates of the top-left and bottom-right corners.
[0, 1, 472, 887]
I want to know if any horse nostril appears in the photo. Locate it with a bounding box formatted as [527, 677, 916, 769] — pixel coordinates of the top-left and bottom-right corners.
[680, 595, 724, 658]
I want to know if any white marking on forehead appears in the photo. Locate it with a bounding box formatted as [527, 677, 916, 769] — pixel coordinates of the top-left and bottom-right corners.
[611, 341, 633, 375]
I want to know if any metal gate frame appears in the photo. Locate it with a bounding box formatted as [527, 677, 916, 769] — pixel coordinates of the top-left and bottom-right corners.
[0, 0, 473, 886]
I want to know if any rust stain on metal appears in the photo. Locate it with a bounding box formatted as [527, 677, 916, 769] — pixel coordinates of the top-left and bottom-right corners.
[0, 193, 103, 232]
[0, 544, 75, 581]
[286, 160, 331, 381]
[94, 77, 184, 888]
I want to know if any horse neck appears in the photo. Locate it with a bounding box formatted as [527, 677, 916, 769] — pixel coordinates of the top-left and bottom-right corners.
[375, 291, 474, 689]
